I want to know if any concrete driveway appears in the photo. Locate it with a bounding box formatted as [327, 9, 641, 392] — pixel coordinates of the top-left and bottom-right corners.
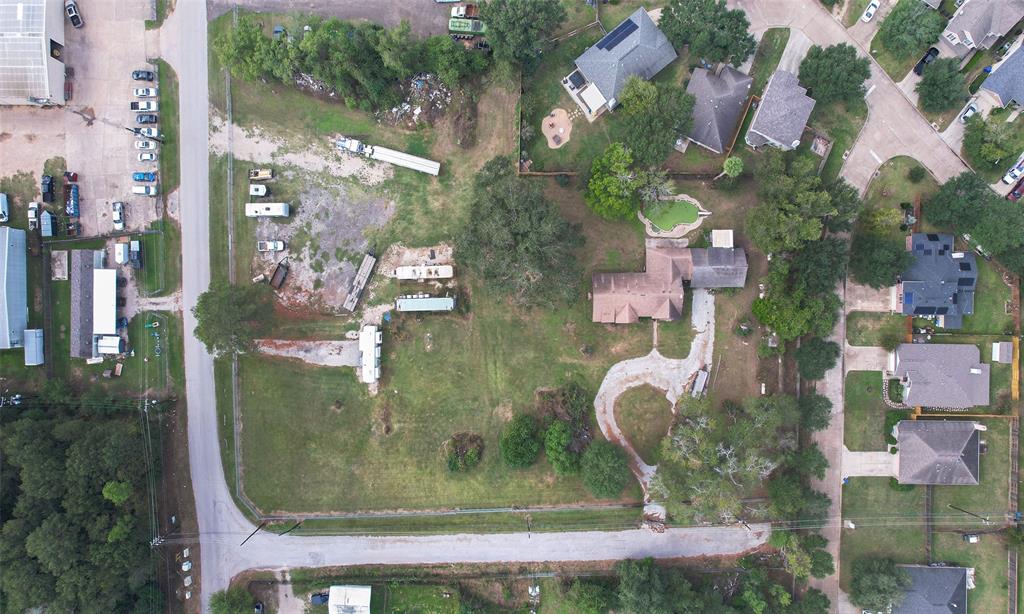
[845, 344, 891, 373]
[778, 29, 813, 73]
[842, 446, 898, 477]
[847, 0, 894, 48]
[207, 0, 450, 37]
[845, 280, 895, 313]
[941, 89, 1001, 152]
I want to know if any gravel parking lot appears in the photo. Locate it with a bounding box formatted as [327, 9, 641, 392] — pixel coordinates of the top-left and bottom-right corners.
[0, 0, 162, 238]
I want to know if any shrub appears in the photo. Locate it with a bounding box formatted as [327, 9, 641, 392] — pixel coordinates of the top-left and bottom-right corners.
[544, 421, 580, 475]
[884, 410, 909, 445]
[445, 433, 484, 472]
[907, 166, 926, 183]
[889, 477, 914, 492]
[581, 441, 631, 498]
[500, 414, 541, 468]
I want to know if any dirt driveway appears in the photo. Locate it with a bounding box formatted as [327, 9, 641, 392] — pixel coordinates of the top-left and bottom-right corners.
[207, 0, 450, 37]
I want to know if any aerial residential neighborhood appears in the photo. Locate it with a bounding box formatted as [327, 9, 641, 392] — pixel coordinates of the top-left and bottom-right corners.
[1, 0, 1023, 613]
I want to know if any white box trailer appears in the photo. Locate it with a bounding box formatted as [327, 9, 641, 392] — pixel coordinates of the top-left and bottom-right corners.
[394, 264, 454, 280]
[336, 137, 441, 176]
[245, 203, 290, 217]
[114, 243, 130, 265]
[96, 335, 124, 355]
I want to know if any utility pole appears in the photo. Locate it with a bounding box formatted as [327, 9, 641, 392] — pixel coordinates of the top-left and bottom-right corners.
[948, 504, 990, 524]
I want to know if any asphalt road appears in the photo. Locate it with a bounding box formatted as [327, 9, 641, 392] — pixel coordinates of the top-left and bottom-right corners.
[161, 2, 771, 610]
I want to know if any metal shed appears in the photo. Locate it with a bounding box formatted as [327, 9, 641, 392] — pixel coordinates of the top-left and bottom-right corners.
[22, 328, 43, 365]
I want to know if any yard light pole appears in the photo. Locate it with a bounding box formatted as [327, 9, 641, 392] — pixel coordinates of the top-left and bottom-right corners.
[948, 504, 990, 525]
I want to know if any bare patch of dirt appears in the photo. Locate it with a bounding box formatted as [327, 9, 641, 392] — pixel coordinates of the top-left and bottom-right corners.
[375, 401, 394, 436]
[377, 73, 453, 128]
[493, 401, 514, 422]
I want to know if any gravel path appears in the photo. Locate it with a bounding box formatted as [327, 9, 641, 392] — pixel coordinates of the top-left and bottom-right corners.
[593, 290, 716, 495]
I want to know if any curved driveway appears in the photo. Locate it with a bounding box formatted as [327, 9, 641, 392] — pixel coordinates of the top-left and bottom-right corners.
[161, 2, 769, 610]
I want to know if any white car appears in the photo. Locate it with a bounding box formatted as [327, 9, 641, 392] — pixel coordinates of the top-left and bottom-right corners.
[138, 127, 161, 138]
[1003, 165, 1023, 184]
[861, 0, 880, 21]
[28, 202, 40, 230]
[112, 201, 125, 231]
[133, 87, 158, 98]
[138, 151, 158, 162]
[960, 102, 979, 123]
[257, 240, 285, 252]
[135, 139, 156, 150]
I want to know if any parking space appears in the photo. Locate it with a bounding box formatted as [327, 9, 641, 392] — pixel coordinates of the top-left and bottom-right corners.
[0, 0, 163, 239]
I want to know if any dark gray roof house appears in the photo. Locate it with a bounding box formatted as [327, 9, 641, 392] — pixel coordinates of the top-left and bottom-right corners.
[744, 70, 815, 150]
[900, 233, 976, 329]
[941, 0, 1024, 58]
[689, 247, 749, 288]
[567, 8, 677, 118]
[897, 420, 981, 485]
[982, 44, 1024, 107]
[894, 565, 969, 613]
[895, 344, 990, 408]
[685, 66, 752, 154]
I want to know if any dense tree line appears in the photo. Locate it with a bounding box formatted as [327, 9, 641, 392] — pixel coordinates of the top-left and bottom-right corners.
[660, 0, 757, 67]
[193, 281, 274, 355]
[214, 16, 489, 111]
[0, 390, 162, 612]
[479, 0, 566, 70]
[877, 0, 945, 58]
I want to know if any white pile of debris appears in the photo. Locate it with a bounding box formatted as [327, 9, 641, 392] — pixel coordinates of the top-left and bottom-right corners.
[377, 73, 452, 127]
[294, 73, 338, 99]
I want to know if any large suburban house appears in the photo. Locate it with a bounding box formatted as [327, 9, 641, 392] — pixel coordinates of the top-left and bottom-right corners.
[896, 420, 982, 485]
[895, 565, 970, 613]
[685, 66, 753, 154]
[940, 0, 1024, 58]
[894, 343, 990, 408]
[0, 0, 67, 105]
[563, 8, 677, 121]
[744, 70, 815, 151]
[981, 42, 1024, 107]
[899, 233, 976, 329]
[592, 231, 747, 324]
[0, 226, 28, 350]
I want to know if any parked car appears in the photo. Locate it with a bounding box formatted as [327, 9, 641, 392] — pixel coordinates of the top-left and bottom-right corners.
[132, 185, 159, 196]
[861, 0, 880, 21]
[138, 127, 161, 138]
[959, 102, 978, 123]
[1007, 176, 1024, 201]
[112, 202, 125, 231]
[1002, 165, 1022, 184]
[132, 70, 156, 81]
[133, 87, 159, 98]
[130, 101, 158, 112]
[64, 0, 83, 28]
[257, 240, 285, 252]
[28, 202, 40, 230]
[135, 140, 157, 150]
[138, 151, 158, 162]
[0, 193, 8, 223]
[913, 47, 939, 75]
[310, 593, 328, 606]
[41, 175, 54, 202]
[132, 172, 157, 182]
[136, 113, 158, 124]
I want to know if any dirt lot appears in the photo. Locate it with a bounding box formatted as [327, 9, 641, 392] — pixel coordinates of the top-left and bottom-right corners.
[0, 0, 163, 238]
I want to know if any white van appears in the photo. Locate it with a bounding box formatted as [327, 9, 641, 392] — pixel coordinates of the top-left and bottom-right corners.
[249, 184, 268, 197]
[132, 185, 159, 196]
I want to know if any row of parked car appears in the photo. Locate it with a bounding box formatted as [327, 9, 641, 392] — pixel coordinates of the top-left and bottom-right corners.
[130, 69, 160, 197]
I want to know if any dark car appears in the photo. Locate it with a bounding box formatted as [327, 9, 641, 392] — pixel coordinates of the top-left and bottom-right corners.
[132, 70, 156, 81]
[913, 47, 939, 75]
[116, 297, 127, 307]
[133, 171, 157, 182]
[41, 175, 54, 202]
[117, 276, 128, 287]
[136, 114, 159, 124]
[311, 593, 328, 605]
[117, 317, 129, 329]
[1008, 176, 1024, 202]
[65, 0, 83, 28]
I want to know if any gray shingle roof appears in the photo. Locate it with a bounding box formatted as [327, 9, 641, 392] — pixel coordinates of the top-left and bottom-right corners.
[945, 0, 1024, 52]
[895, 565, 969, 613]
[686, 67, 752, 154]
[982, 44, 1024, 106]
[0, 226, 27, 349]
[745, 70, 815, 150]
[70, 249, 99, 359]
[689, 247, 748, 288]
[895, 343, 990, 408]
[897, 420, 980, 485]
[921, 0, 942, 7]
[901, 233, 976, 328]
[574, 8, 677, 108]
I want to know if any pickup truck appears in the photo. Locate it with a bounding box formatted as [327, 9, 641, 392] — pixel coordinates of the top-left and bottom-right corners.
[270, 260, 290, 289]
[130, 101, 159, 112]
[249, 168, 274, 181]
[28, 202, 40, 230]
[451, 4, 479, 18]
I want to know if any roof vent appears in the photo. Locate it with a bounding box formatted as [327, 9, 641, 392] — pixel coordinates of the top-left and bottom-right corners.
[970, 368, 982, 375]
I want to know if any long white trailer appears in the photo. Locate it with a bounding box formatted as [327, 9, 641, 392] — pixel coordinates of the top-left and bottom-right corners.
[336, 137, 441, 176]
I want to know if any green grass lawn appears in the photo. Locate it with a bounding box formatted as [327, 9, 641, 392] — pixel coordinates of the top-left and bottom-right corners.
[384, 584, 461, 614]
[656, 292, 693, 359]
[138, 218, 181, 296]
[145, 0, 170, 30]
[555, 0, 598, 36]
[155, 59, 180, 196]
[869, 32, 920, 82]
[846, 312, 906, 347]
[598, 0, 660, 30]
[810, 99, 868, 183]
[932, 532, 1008, 614]
[644, 199, 698, 231]
[840, 477, 927, 591]
[932, 418, 1011, 522]
[865, 156, 939, 219]
[238, 276, 650, 513]
[750, 29, 790, 96]
[614, 384, 673, 465]
[843, 0, 871, 27]
[959, 258, 1014, 335]
[844, 371, 890, 451]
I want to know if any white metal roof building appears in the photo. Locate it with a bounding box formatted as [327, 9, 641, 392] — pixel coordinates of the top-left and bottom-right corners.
[327, 585, 371, 614]
[394, 264, 454, 280]
[92, 268, 117, 335]
[0, 226, 28, 349]
[0, 0, 66, 105]
[395, 295, 456, 312]
[358, 325, 381, 384]
[23, 327, 42, 365]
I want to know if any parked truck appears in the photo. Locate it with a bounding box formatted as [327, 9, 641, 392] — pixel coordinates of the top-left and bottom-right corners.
[451, 3, 479, 18]
[336, 136, 441, 176]
[449, 17, 486, 34]
[248, 168, 274, 181]
[65, 184, 80, 217]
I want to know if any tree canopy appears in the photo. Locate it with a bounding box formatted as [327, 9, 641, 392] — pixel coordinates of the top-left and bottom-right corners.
[850, 558, 912, 611]
[849, 232, 913, 289]
[581, 441, 631, 498]
[500, 414, 542, 468]
[795, 337, 841, 380]
[585, 143, 638, 220]
[618, 77, 696, 167]
[544, 421, 580, 475]
[210, 587, 255, 614]
[963, 115, 1017, 171]
[798, 44, 871, 105]
[456, 156, 585, 305]
[479, 0, 566, 68]
[193, 282, 274, 355]
[916, 58, 967, 112]
[660, 0, 757, 67]
[877, 0, 946, 57]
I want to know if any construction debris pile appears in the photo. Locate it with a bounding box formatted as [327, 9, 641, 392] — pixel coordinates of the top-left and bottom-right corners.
[377, 73, 452, 127]
[294, 73, 338, 99]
